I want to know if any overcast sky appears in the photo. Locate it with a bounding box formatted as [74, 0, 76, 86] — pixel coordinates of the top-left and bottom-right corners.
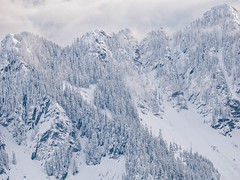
[0, 0, 240, 46]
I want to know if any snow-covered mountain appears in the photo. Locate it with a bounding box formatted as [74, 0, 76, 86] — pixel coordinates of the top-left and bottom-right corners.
[172, 4, 240, 136]
[0, 4, 240, 180]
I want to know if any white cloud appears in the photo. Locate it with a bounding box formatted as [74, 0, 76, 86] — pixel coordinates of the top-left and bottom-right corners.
[0, 0, 240, 46]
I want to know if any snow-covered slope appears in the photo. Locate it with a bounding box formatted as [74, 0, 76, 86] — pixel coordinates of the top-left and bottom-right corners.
[0, 124, 125, 180]
[172, 4, 240, 135]
[0, 126, 47, 180]
[1, 4, 240, 180]
[138, 102, 240, 180]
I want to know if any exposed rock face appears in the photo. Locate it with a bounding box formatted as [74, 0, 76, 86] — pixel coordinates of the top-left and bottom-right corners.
[1, 4, 240, 179]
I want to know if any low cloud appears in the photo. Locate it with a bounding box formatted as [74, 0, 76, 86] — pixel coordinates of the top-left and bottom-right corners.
[0, 0, 240, 46]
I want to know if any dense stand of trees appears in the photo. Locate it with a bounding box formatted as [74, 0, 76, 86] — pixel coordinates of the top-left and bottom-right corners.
[0, 30, 221, 179]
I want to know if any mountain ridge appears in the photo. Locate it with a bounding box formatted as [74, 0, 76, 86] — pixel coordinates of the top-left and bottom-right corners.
[1, 4, 240, 180]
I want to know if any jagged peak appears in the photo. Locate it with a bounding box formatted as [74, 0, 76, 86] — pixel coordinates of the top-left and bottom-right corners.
[1, 33, 19, 51]
[184, 4, 240, 32]
[203, 4, 239, 20]
[80, 29, 110, 43]
[91, 29, 109, 37]
[200, 4, 240, 27]
[209, 4, 238, 13]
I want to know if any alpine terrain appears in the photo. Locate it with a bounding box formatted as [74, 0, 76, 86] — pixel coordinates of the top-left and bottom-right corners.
[0, 4, 240, 180]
